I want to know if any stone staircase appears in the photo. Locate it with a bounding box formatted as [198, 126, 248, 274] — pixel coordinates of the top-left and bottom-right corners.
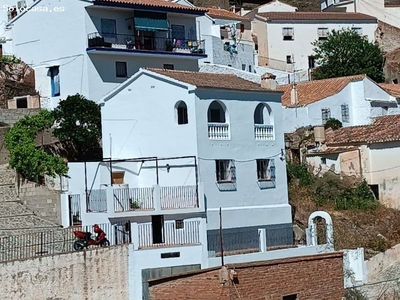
[0, 164, 60, 237]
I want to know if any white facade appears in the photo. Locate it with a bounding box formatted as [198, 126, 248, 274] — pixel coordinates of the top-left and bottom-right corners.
[322, 0, 400, 29]
[5, 0, 208, 108]
[241, 0, 297, 16]
[283, 77, 400, 133]
[253, 14, 377, 73]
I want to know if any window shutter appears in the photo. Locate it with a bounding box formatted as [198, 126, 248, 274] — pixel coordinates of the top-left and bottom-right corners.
[229, 160, 236, 182]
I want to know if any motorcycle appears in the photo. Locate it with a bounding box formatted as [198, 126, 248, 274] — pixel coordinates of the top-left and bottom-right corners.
[72, 230, 110, 250]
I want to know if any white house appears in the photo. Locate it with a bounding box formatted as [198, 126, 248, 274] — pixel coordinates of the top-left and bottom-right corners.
[278, 74, 400, 133]
[4, 0, 209, 108]
[63, 67, 293, 249]
[198, 7, 256, 72]
[321, 0, 400, 29]
[241, 0, 297, 17]
[251, 12, 377, 74]
[306, 114, 400, 208]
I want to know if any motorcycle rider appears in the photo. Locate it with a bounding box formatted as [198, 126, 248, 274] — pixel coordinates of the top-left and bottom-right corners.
[93, 224, 106, 244]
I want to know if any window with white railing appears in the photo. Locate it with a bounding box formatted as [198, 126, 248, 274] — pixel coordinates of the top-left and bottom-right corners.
[254, 103, 274, 140]
[208, 101, 230, 140]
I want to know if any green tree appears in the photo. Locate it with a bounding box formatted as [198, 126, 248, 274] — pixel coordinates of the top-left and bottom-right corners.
[324, 118, 343, 130]
[312, 29, 385, 82]
[52, 94, 102, 161]
[5, 110, 68, 180]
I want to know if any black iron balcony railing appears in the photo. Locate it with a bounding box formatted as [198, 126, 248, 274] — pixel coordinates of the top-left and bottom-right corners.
[87, 32, 205, 55]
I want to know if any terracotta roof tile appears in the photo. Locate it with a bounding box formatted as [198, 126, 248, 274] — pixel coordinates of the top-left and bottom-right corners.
[256, 12, 377, 21]
[205, 7, 247, 21]
[325, 115, 400, 145]
[379, 84, 400, 97]
[93, 0, 207, 12]
[146, 68, 275, 92]
[277, 75, 366, 107]
[307, 146, 358, 155]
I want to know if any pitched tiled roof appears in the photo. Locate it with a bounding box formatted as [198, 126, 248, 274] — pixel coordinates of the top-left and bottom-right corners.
[146, 68, 276, 92]
[205, 7, 247, 21]
[379, 84, 400, 97]
[93, 0, 208, 12]
[325, 115, 400, 145]
[256, 12, 377, 21]
[277, 75, 366, 107]
[306, 146, 358, 155]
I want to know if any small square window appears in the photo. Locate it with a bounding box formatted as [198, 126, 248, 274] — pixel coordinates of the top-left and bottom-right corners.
[216, 160, 236, 182]
[175, 220, 184, 229]
[163, 64, 174, 70]
[321, 157, 327, 165]
[116, 61, 127, 78]
[282, 27, 294, 40]
[16, 97, 28, 108]
[242, 64, 246, 70]
[248, 65, 252, 72]
[286, 55, 292, 64]
[256, 159, 276, 181]
[317, 27, 329, 40]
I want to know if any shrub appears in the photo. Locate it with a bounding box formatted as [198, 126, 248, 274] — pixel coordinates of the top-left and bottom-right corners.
[324, 118, 342, 130]
[287, 163, 314, 186]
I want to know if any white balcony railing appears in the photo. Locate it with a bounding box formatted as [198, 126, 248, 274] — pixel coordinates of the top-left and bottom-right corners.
[160, 186, 198, 209]
[113, 187, 154, 212]
[254, 124, 274, 140]
[208, 123, 230, 140]
[138, 220, 201, 248]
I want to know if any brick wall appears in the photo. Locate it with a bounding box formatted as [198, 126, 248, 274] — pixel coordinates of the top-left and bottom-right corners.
[17, 178, 62, 225]
[149, 252, 344, 300]
[0, 245, 129, 300]
[0, 108, 40, 125]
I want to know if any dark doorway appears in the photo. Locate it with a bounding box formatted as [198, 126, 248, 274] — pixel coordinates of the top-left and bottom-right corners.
[152, 215, 164, 244]
[369, 184, 379, 200]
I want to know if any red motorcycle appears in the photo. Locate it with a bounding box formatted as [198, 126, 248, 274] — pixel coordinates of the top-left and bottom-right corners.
[72, 225, 110, 250]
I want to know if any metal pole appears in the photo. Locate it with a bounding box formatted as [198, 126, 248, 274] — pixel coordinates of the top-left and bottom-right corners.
[219, 207, 224, 266]
[109, 158, 113, 186]
[194, 156, 199, 207]
[84, 161, 88, 212]
[155, 158, 159, 185]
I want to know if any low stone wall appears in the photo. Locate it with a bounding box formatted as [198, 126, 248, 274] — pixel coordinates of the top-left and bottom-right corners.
[0, 245, 129, 300]
[17, 178, 62, 225]
[0, 108, 40, 125]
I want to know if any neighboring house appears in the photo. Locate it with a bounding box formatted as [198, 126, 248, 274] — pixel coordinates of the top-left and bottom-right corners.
[278, 74, 400, 133]
[198, 6, 256, 72]
[61, 68, 295, 298]
[380, 83, 400, 97]
[242, 0, 297, 17]
[306, 115, 400, 208]
[321, 0, 400, 30]
[251, 12, 377, 74]
[5, 0, 209, 108]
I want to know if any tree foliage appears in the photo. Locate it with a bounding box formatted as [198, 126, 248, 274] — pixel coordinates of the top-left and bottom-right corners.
[52, 94, 102, 161]
[312, 29, 385, 82]
[324, 118, 343, 130]
[5, 110, 67, 180]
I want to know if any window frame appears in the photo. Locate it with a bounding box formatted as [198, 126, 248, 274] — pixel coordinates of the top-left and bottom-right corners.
[282, 27, 294, 40]
[341, 104, 350, 123]
[352, 27, 363, 35]
[176, 101, 188, 125]
[317, 27, 329, 40]
[49, 66, 60, 97]
[321, 108, 331, 125]
[256, 159, 276, 182]
[115, 61, 127, 78]
[215, 159, 236, 183]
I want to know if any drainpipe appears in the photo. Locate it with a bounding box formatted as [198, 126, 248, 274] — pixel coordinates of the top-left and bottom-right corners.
[354, 0, 357, 12]
[358, 147, 363, 178]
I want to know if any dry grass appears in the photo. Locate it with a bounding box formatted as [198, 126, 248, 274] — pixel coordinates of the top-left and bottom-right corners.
[289, 184, 400, 258]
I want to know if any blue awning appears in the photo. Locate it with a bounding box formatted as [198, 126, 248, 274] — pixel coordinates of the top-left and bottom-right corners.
[134, 18, 168, 31]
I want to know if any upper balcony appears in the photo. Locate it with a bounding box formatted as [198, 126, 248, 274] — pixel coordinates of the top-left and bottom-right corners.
[87, 32, 206, 59]
[86, 0, 208, 59]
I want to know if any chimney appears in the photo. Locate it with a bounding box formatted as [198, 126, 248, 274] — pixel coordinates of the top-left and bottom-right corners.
[261, 73, 277, 90]
[290, 85, 298, 106]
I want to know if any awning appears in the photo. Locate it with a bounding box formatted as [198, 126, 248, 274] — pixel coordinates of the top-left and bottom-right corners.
[134, 17, 168, 31]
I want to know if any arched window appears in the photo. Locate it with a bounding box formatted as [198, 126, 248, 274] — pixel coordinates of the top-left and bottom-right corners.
[208, 101, 226, 123]
[175, 101, 188, 125]
[254, 103, 274, 140]
[254, 103, 272, 125]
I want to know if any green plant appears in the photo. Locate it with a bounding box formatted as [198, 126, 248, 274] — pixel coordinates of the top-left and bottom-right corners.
[287, 163, 314, 186]
[5, 110, 68, 181]
[52, 94, 102, 161]
[324, 118, 343, 130]
[130, 199, 140, 209]
[344, 288, 368, 300]
[0, 55, 21, 63]
[312, 28, 385, 82]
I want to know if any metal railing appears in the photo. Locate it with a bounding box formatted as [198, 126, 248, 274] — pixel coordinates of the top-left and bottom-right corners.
[87, 32, 205, 54]
[87, 189, 107, 213]
[0, 222, 131, 263]
[254, 124, 274, 140]
[113, 187, 154, 212]
[138, 220, 201, 249]
[160, 185, 198, 209]
[208, 123, 230, 140]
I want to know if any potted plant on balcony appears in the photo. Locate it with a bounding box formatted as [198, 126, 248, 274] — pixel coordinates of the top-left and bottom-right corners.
[129, 199, 141, 210]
